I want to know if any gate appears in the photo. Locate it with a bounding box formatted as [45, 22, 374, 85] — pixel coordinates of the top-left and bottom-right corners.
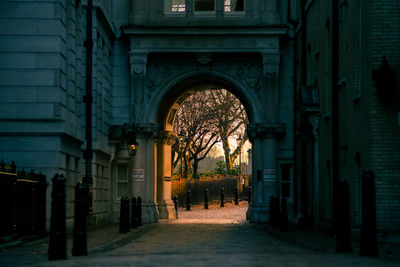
[0, 160, 47, 241]
[171, 175, 251, 207]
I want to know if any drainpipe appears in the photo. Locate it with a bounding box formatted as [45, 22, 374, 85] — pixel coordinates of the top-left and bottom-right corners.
[332, 0, 340, 229]
[84, 0, 93, 197]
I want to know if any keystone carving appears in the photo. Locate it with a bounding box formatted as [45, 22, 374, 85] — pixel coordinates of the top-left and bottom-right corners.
[132, 64, 144, 74]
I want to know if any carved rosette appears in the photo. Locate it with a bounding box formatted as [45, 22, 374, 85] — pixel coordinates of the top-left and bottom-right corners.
[135, 123, 161, 139]
[247, 123, 285, 142]
[156, 131, 178, 146]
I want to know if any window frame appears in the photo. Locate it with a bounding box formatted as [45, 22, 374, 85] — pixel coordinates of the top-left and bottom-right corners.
[223, 0, 245, 15]
[164, 0, 187, 15]
[279, 162, 293, 203]
[116, 165, 129, 200]
[193, 0, 216, 15]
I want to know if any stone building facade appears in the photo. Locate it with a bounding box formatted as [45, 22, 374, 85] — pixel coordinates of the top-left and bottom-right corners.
[294, 0, 400, 235]
[0, 0, 295, 228]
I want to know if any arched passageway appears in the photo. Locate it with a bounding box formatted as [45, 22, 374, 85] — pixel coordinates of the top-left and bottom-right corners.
[126, 51, 286, 224]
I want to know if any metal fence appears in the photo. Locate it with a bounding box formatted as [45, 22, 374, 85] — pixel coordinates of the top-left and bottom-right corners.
[0, 160, 47, 241]
[171, 175, 251, 207]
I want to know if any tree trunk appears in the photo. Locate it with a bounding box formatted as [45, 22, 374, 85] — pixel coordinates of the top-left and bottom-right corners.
[192, 159, 199, 179]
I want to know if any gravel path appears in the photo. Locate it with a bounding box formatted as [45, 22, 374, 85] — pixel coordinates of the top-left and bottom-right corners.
[163, 201, 248, 224]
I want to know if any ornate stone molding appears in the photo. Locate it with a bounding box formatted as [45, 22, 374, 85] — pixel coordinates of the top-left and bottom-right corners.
[156, 131, 177, 145]
[247, 123, 285, 142]
[135, 123, 161, 139]
[213, 63, 262, 98]
[128, 35, 280, 52]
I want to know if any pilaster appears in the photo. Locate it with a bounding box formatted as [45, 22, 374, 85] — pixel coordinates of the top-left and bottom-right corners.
[131, 123, 161, 223]
[246, 122, 285, 223]
[155, 131, 177, 219]
[262, 53, 280, 123]
[130, 53, 148, 123]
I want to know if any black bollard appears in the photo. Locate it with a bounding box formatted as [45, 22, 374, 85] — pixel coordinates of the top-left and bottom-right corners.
[234, 187, 239, 205]
[360, 170, 378, 256]
[220, 187, 225, 207]
[204, 189, 209, 210]
[269, 196, 275, 226]
[336, 180, 352, 253]
[119, 197, 130, 233]
[280, 197, 289, 231]
[137, 196, 142, 226]
[48, 173, 67, 260]
[131, 197, 137, 229]
[72, 182, 88, 256]
[172, 195, 178, 219]
[186, 189, 191, 211]
[248, 186, 252, 203]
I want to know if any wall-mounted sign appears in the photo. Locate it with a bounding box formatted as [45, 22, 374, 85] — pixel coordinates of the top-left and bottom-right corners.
[263, 169, 276, 182]
[132, 169, 145, 182]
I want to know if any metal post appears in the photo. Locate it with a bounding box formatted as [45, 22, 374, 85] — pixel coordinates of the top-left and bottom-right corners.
[204, 189, 209, 209]
[220, 187, 224, 207]
[181, 150, 183, 179]
[186, 189, 191, 211]
[119, 197, 130, 233]
[173, 195, 178, 218]
[360, 170, 378, 256]
[131, 197, 137, 229]
[137, 196, 142, 226]
[336, 180, 352, 253]
[72, 182, 88, 256]
[48, 174, 67, 260]
[234, 187, 239, 205]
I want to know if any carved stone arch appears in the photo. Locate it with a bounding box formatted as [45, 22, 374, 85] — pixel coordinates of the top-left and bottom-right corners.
[147, 69, 263, 130]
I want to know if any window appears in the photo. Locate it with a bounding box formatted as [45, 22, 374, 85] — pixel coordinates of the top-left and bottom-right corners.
[280, 164, 292, 200]
[164, 0, 186, 13]
[224, 0, 244, 12]
[194, 0, 215, 12]
[117, 166, 128, 198]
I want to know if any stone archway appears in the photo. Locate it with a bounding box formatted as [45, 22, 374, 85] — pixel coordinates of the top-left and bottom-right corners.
[128, 52, 285, 223]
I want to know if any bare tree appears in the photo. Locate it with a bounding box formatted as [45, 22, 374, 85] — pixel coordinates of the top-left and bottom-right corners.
[209, 89, 248, 172]
[173, 91, 220, 178]
[173, 89, 248, 177]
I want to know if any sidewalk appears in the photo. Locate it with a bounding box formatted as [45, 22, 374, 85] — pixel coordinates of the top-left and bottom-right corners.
[0, 223, 154, 266]
[264, 224, 400, 262]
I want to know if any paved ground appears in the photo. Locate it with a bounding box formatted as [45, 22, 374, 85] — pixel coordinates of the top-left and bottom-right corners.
[0, 202, 398, 267]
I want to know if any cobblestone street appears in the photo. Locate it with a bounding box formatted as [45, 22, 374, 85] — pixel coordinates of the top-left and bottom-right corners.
[1, 202, 398, 267]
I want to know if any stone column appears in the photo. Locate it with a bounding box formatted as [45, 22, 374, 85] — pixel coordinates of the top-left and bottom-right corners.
[129, 53, 148, 123]
[132, 123, 161, 224]
[247, 123, 285, 223]
[156, 131, 177, 219]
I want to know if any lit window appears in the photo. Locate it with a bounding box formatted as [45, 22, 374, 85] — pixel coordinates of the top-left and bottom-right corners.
[164, 0, 186, 13]
[117, 166, 128, 198]
[224, 0, 244, 12]
[194, 0, 215, 12]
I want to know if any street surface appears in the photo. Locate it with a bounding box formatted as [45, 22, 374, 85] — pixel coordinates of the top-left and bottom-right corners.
[0, 202, 398, 266]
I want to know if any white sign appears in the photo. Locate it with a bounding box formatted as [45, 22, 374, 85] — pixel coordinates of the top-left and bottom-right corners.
[132, 169, 145, 182]
[263, 169, 276, 182]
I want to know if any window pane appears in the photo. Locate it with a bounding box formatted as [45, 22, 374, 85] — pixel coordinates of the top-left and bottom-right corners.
[225, 0, 244, 12]
[281, 164, 291, 181]
[165, 0, 186, 13]
[282, 183, 291, 198]
[195, 0, 215, 11]
[118, 166, 127, 181]
[117, 182, 127, 198]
